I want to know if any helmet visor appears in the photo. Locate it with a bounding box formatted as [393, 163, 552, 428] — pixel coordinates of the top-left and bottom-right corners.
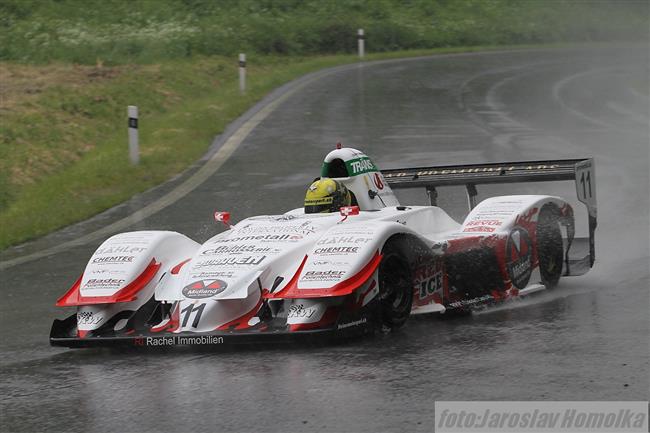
[304, 196, 334, 214]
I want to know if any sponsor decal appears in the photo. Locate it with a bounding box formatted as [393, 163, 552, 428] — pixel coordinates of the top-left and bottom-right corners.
[92, 256, 134, 264]
[300, 270, 346, 282]
[415, 261, 444, 301]
[195, 255, 266, 268]
[182, 280, 228, 298]
[134, 336, 225, 346]
[88, 269, 127, 276]
[83, 278, 126, 289]
[235, 221, 316, 236]
[419, 272, 443, 300]
[463, 226, 497, 233]
[372, 172, 385, 190]
[305, 197, 333, 206]
[465, 219, 502, 227]
[212, 234, 303, 243]
[313, 246, 359, 255]
[448, 294, 493, 308]
[273, 214, 297, 221]
[337, 317, 367, 330]
[310, 260, 349, 267]
[247, 214, 303, 222]
[384, 164, 561, 178]
[95, 246, 147, 255]
[346, 157, 377, 175]
[77, 311, 103, 326]
[316, 236, 372, 245]
[506, 227, 533, 289]
[287, 304, 317, 319]
[200, 245, 275, 255]
[191, 271, 236, 279]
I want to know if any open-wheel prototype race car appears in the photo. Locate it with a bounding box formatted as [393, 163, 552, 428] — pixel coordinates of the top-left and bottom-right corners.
[51, 146, 597, 348]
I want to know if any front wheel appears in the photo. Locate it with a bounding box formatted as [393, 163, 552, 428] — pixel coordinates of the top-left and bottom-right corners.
[377, 250, 413, 331]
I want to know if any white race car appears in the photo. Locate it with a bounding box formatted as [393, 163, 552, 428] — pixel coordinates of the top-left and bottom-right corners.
[51, 146, 596, 348]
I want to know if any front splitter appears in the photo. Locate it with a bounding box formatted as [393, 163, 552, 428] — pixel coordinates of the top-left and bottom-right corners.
[50, 318, 373, 349]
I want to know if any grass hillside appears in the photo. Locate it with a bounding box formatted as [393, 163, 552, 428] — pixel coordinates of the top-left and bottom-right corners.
[2, 0, 647, 64]
[0, 0, 648, 250]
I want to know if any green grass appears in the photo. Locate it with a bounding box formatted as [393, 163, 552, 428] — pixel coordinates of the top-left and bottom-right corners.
[1, 0, 647, 64]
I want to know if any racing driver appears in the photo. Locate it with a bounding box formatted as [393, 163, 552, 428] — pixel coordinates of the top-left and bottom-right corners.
[304, 178, 352, 213]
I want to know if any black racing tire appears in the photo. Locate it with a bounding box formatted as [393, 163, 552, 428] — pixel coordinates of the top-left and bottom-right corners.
[377, 241, 413, 331]
[537, 205, 564, 289]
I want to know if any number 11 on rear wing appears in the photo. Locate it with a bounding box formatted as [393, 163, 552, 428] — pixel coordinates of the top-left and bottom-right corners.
[382, 158, 597, 269]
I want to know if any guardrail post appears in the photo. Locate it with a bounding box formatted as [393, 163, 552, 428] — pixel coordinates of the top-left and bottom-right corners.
[127, 105, 139, 165]
[239, 53, 246, 93]
[357, 29, 365, 59]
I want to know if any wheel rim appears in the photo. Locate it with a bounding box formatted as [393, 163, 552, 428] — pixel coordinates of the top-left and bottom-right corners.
[545, 247, 559, 274]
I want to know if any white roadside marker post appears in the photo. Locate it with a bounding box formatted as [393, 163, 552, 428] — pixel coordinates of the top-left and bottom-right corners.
[357, 29, 365, 59]
[239, 53, 246, 94]
[127, 105, 139, 165]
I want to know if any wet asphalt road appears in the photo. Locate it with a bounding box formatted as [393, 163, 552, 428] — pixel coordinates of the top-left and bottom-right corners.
[1, 45, 648, 433]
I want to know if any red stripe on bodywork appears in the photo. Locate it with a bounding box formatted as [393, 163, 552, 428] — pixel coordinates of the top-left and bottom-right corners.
[263, 255, 308, 299]
[56, 258, 161, 306]
[171, 258, 191, 275]
[273, 252, 383, 299]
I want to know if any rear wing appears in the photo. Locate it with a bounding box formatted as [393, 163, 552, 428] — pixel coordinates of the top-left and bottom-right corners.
[383, 158, 597, 266]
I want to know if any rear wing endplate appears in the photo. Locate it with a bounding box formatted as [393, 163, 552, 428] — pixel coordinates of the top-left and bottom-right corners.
[382, 158, 597, 266]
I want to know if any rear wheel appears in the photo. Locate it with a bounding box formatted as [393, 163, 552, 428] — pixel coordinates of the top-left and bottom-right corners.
[537, 206, 564, 289]
[377, 248, 413, 331]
